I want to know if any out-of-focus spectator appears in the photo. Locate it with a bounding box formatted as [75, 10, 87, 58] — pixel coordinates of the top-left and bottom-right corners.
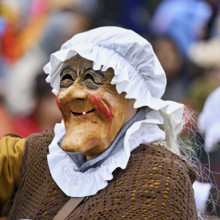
[0, 2, 90, 138]
[204, 0, 220, 39]
[187, 36, 220, 112]
[0, 102, 14, 138]
[0, 0, 25, 63]
[0, 16, 14, 138]
[5, 10, 88, 116]
[0, 0, 94, 63]
[0, 17, 7, 96]
[197, 86, 220, 217]
[90, 0, 153, 36]
[189, 36, 220, 70]
[151, 35, 193, 101]
[48, 0, 99, 17]
[12, 73, 62, 137]
[198, 86, 220, 152]
[149, 0, 213, 58]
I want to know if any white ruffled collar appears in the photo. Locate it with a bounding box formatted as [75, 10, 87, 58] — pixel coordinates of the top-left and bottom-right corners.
[47, 108, 167, 197]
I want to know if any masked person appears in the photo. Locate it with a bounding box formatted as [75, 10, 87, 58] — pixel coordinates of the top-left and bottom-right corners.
[0, 27, 197, 219]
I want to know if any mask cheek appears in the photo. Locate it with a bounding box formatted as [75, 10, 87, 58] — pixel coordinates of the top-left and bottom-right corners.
[56, 93, 69, 120]
[88, 93, 113, 122]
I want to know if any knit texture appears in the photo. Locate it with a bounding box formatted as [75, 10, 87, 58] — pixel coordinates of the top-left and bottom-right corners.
[1, 130, 197, 219]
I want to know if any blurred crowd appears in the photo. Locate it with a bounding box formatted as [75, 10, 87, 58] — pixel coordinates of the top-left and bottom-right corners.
[1, 0, 220, 214]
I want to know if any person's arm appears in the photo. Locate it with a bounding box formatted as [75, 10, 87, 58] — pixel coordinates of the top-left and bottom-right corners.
[0, 135, 25, 206]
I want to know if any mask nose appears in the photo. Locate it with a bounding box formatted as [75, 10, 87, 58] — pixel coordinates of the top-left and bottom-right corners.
[58, 81, 87, 103]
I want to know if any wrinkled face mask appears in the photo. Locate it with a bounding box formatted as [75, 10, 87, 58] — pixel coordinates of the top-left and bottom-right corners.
[57, 55, 130, 156]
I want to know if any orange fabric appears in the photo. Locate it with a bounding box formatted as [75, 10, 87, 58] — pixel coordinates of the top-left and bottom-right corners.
[0, 136, 25, 205]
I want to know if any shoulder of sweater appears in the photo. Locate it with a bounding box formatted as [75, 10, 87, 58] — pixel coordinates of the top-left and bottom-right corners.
[129, 143, 197, 184]
[26, 129, 54, 139]
[24, 130, 54, 155]
[132, 142, 185, 164]
[26, 129, 54, 143]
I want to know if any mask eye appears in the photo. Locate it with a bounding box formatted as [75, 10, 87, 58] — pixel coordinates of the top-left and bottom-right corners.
[60, 74, 74, 88]
[84, 74, 99, 89]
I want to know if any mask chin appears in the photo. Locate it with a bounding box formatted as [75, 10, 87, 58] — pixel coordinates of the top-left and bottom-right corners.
[61, 123, 108, 156]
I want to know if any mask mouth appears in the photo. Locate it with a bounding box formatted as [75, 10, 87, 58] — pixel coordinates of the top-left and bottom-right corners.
[71, 109, 95, 117]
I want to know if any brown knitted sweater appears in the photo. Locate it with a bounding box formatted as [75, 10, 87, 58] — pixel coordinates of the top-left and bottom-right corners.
[1, 130, 197, 219]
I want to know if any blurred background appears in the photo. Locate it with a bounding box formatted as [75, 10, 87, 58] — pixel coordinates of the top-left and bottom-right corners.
[0, 0, 220, 215]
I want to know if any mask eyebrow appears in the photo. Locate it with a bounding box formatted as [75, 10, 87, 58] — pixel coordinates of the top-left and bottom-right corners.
[60, 66, 77, 77]
[85, 66, 105, 79]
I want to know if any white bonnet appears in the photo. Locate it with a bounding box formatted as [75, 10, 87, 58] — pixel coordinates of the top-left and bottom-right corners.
[44, 26, 184, 150]
[46, 27, 185, 196]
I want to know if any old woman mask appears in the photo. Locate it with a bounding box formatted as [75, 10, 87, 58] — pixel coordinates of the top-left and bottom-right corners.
[57, 55, 136, 158]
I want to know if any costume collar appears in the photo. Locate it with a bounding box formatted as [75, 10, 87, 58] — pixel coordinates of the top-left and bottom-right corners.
[48, 108, 167, 197]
